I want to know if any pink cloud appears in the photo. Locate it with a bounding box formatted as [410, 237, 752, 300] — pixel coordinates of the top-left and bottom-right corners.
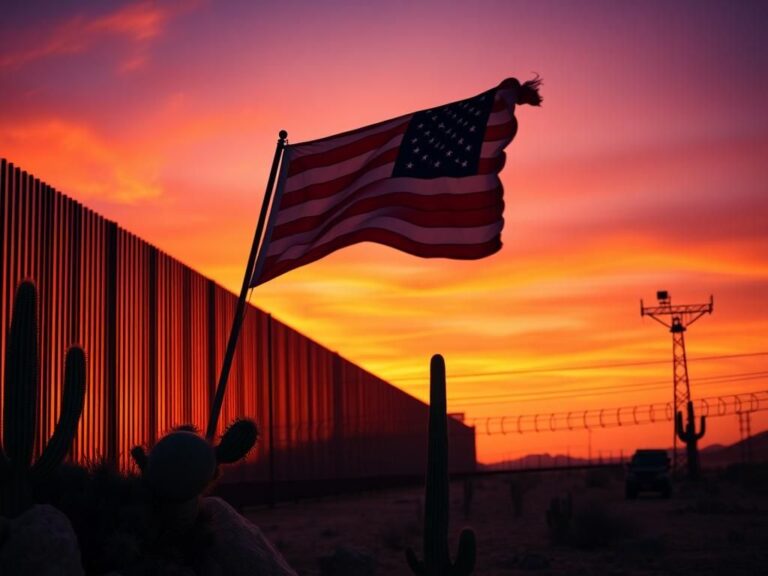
[0, 2, 187, 71]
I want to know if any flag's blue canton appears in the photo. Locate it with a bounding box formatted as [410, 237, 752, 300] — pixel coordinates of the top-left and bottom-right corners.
[392, 88, 496, 179]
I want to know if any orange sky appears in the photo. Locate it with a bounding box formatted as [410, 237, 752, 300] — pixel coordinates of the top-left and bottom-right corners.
[2, 1, 767, 463]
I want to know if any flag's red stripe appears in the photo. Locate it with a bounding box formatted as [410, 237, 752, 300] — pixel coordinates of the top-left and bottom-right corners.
[281, 148, 399, 208]
[267, 205, 503, 257]
[258, 229, 502, 285]
[288, 119, 410, 175]
[272, 188, 503, 241]
[478, 155, 505, 174]
[484, 118, 516, 142]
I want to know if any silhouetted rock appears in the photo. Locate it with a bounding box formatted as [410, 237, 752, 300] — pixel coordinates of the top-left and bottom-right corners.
[202, 496, 297, 576]
[0, 504, 84, 576]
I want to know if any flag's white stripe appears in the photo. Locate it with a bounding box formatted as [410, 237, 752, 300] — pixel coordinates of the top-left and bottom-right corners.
[291, 115, 410, 154]
[275, 171, 500, 226]
[266, 215, 503, 262]
[285, 133, 405, 194]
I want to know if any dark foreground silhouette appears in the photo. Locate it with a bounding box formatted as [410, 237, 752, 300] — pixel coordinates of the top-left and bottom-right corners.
[247, 462, 768, 575]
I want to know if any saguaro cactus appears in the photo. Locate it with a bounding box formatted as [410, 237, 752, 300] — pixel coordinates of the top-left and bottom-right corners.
[406, 354, 476, 576]
[676, 400, 706, 479]
[0, 281, 87, 517]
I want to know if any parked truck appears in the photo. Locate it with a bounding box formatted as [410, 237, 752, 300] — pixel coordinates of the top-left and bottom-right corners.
[625, 449, 672, 499]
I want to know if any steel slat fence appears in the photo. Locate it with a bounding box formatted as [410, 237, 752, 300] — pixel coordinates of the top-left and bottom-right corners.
[0, 159, 476, 487]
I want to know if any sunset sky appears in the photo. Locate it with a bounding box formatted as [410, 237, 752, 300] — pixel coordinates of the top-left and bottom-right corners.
[2, 0, 767, 463]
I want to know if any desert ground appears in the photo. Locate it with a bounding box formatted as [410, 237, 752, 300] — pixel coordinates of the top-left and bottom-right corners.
[244, 466, 768, 575]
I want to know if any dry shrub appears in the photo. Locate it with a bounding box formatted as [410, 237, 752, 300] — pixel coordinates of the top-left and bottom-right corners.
[570, 499, 638, 549]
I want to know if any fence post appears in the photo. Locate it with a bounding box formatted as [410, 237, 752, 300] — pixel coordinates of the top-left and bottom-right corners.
[267, 313, 275, 507]
[206, 280, 217, 433]
[148, 248, 158, 446]
[182, 267, 192, 422]
[105, 221, 118, 465]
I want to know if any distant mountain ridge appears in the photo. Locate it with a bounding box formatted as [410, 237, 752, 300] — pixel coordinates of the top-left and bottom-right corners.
[700, 429, 768, 467]
[483, 429, 768, 471]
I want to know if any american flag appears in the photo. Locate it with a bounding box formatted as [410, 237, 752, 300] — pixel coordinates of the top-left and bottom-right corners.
[250, 78, 541, 286]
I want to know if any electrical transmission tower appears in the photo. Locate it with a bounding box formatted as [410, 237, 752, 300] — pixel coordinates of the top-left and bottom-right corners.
[641, 290, 713, 472]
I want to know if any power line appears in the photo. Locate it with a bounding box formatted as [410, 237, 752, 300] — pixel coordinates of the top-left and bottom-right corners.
[391, 351, 768, 385]
[447, 369, 768, 402]
[451, 375, 768, 409]
[445, 370, 768, 407]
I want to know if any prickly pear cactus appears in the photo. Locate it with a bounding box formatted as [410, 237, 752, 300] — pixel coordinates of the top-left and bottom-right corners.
[406, 354, 476, 576]
[0, 281, 87, 517]
[131, 418, 258, 532]
[144, 431, 217, 501]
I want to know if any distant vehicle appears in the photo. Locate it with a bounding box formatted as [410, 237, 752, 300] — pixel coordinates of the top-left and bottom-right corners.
[625, 449, 671, 499]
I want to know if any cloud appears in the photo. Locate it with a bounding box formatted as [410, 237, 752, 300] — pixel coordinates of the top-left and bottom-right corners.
[0, 117, 162, 203]
[0, 2, 184, 71]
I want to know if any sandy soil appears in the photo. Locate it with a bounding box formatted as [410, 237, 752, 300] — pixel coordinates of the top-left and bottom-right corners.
[244, 468, 768, 575]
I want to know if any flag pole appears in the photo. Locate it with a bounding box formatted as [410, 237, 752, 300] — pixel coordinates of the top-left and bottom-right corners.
[206, 130, 288, 441]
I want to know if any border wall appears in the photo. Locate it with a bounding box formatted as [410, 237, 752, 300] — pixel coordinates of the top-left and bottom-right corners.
[0, 159, 475, 500]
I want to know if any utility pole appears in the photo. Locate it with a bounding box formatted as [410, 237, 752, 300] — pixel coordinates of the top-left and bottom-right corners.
[738, 411, 752, 464]
[641, 290, 713, 472]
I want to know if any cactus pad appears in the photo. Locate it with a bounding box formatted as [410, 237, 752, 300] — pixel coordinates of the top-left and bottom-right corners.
[216, 418, 258, 464]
